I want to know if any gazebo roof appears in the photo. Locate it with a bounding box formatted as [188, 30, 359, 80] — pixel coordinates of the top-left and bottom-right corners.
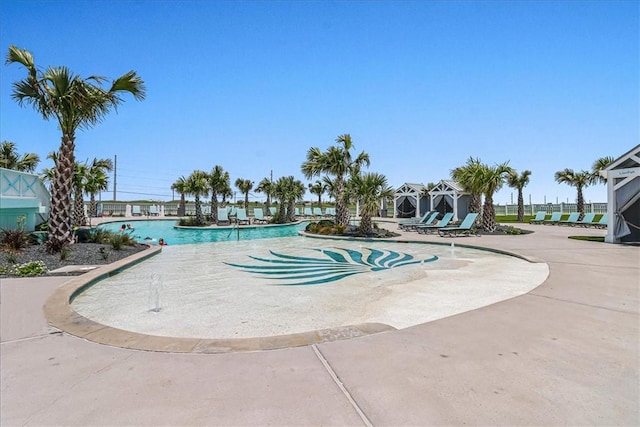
[604, 144, 640, 172]
[429, 179, 467, 195]
[395, 182, 427, 195]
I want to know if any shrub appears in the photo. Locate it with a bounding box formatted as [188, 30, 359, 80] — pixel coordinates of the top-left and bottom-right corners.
[503, 226, 523, 235]
[87, 228, 114, 243]
[36, 222, 49, 231]
[1, 228, 29, 251]
[109, 233, 135, 250]
[4, 250, 18, 264]
[45, 238, 68, 254]
[14, 261, 47, 277]
[178, 217, 200, 226]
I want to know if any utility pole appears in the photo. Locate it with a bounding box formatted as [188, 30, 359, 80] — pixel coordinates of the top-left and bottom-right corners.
[112, 154, 117, 201]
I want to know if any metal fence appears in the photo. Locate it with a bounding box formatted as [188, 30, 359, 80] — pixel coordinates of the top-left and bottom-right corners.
[493, 203, 608, 216]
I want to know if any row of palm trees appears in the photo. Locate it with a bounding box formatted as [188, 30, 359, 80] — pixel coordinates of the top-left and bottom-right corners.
[450, 156, 613, 231]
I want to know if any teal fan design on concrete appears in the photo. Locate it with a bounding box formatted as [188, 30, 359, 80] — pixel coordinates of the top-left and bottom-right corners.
[225, 247, 438, 285]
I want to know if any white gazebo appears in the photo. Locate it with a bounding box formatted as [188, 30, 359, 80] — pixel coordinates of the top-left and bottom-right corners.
[393, 183, 429, 218]
[428, 180, 470, 221]
[603, 145, 640, 244]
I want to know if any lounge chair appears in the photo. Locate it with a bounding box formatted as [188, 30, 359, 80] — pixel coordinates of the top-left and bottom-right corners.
[132, 205, 141, 216]
[148, 205, 159, 216]
[558, 212, 580, 226]
[236, 208, 251, 225]
[217, 208, 230, 226]
[303, 207, 313, 217]
[575, 212, 596, 227]
[269, 207, 277, 217]
[313, 207, 323, 217]
[294, 208, 300, 217]
[437, 213, 480, 237]
[398, 211, 432, 228]
[416, 212, 454, 234]
[529, 211, 546, 224]
[542, 212, 562, 225]
[402, 212, 439, 231]
[253, 208, 268, 224]
[593, 214, 607, 229]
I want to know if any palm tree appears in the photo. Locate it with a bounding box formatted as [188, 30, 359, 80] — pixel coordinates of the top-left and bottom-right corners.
[6, 45, 145, 251]
[273, 177, 289, 224]
[171, 176, 188, 216]
[208, 165, 229, 222]
[351, 172, 394, 234]
[451, 157, 484, 217]
[506, 169, 532, 222]
[301, 134, 370, 227]
[234, 178, 254, 209]
[555, 168, 591, 219]
[72, 162, 88, 226]
[308, 180, 326, 208]
[255, 177, 275, 212]
[591, 156, 614, 185]
[84, 157, 113, 217]
[475, 162, 513, 232]
[186, 170, 209, 225]
[0, 141, 40, 172]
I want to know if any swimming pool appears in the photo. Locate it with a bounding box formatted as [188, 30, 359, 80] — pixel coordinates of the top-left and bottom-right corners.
[98, 220, 308, 245]
[72, 236, 549, 340]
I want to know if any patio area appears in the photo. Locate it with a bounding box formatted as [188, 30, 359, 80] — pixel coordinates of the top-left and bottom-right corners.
[1, 223, 638, 426]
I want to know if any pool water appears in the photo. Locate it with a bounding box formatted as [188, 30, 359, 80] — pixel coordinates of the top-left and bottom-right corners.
[98, 220, 308, 245]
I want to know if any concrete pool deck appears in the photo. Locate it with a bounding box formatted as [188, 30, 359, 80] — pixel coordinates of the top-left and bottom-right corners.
[1, 222, 638, 426]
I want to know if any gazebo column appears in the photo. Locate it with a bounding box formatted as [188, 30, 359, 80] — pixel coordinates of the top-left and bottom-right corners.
[452, 194, 459, 221]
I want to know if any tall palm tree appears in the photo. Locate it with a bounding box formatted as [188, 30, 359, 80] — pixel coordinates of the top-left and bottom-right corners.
[84, 157, 113, 217]
[6, 45, 145, 251]
[591, 156, 614, 185]
[475, 162, 513, 232]
[255, 177, 275, 212]
[308, 180, 326, 208]
[186, 170, 209, 225]
[171, 176, 188, 216]
[0, 141, 40, 172]
[451, 157, 484, 217]
[506, 169, 532, 222]
[273, 177, 289, 224]
[208, 165, 229, 222]
[234, 178, 254, 209]
[301, 134, 370, 227]
[351, 172, 394, 234]
[555, 168, 591, 219]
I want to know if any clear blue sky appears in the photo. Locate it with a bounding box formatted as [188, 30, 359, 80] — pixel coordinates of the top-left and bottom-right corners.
[1, 0, 638, 204]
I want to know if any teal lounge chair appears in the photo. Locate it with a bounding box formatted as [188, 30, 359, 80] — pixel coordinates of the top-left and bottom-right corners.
[313, 207, 323, 217]
[575, 212, 596, 227]
[253, 208, 268, 224]
[148, 205, 159, 216]
[558, 212, 580, 226]
[269, 207, 277, 217]
[294, 207, 300, 217]
[402, 212, 438, 231]
[217, 208, 230, 226]
[235, 208, 250, 225]
[303, 207, 313, 217]
[132, 205, 141, 216]
[543, 212, 562, 225]
[437, 213, 479, 237]
[529, 211, 546, 224]
[398, 211, 432, 228]
[593, 214, 607, 229]
[416, 212, 454, 234]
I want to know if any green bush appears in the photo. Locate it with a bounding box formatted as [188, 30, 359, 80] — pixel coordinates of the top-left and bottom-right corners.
[109, 233, 135, 250]
[13, 261, 47, 277]
[88, 228, 114, 243]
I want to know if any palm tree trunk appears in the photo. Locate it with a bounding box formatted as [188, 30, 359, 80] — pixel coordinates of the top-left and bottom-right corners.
[277, 203, 286, 224]
[287, 200, 296, 222]
[470, 192, 483, 227]
[576, 186, 584, 220]
[360, 214, 372, 235]
[48, 134, 75, 249]
[73, 187, 85, 226]
[244, 193, 249, 210]
[195, 195, 203, 225]
[482, 196, 496, 232]
[517, 189, 524, 222]
[211, 193, 219, 222]
[335, 180, 350, 227]
[89, 193, 97, 217]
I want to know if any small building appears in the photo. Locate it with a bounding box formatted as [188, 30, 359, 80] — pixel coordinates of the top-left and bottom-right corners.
[428, 180, 470, 221]
[393, 183, 429, 218]
[603, 145, 640, 244]
[0, 168, 50, 232]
